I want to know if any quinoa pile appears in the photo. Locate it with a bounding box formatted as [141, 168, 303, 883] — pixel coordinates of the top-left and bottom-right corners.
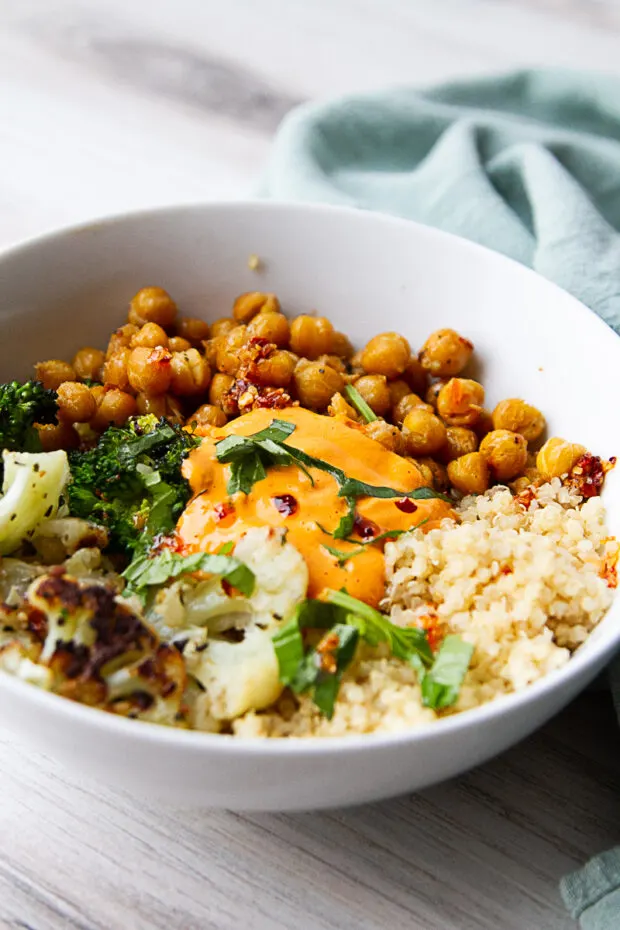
[234, 479, 615, 737]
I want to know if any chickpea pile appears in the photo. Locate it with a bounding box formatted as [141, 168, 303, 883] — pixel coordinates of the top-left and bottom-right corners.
[34, 286, 581, 498]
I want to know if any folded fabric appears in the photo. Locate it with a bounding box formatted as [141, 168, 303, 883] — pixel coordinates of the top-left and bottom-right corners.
[262, 70, 620, 929]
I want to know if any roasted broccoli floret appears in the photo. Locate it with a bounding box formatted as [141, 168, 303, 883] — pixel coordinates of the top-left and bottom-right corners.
[67, 415, 200, 553]
[0, 380, 58, 458]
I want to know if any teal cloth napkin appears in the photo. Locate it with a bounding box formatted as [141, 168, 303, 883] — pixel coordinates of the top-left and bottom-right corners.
[262, 69, 620, 928]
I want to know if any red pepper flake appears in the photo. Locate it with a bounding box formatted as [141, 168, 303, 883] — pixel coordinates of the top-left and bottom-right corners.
[272, 494, 298, 517]
[353, 514, 379, 539]
[567, 454, 605, 499]
[214, 501, 235, 521]
[417, 612, 443, 652]
[395, 498, 417, 513]
[317, 631, 339, 675]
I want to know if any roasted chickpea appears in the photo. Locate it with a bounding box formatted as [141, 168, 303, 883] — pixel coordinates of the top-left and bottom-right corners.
[404, 356, 429, 397]
[361, 332, 410, 380]
[436, 378, 485, 427]
[448, 452, 489, 495]
[419, 328, 473, 377]
[91, 389, 137, 430]
[293, 360, 344, 410]
[425, 379, 447, 408]
[511, 467, 541, 494]
[254, 350, 296, 388]
[327, 392, 359, 420]
[492, 398, 546, 443]
[416, 457, 449, 491]
[352, 374, 392, 417]
[208, 372, 235, 409]
[34, 360, 76, 391]
[536, 437, 587, 480]
[72, 347, 105, 382]
[216, 325, 248, 374]
[130, 322, 169, 349]
[349, 349, 365, 375]
[210, 317, 236, 338]
[233, 292, 280, 324]
[393, 393, 433, 427]
[314, 354, 347, 375]
[175, 316, 210, 344]
[127, 346, 173, 396]
[289, 315, 335, 359]
[363, 420, 403, 453]
[202, 337, 220, 368]
[439, 427, 479, 463]
[128, 286, 177, 327]
[135, 392, 183, 423]
[332, 331, 354, 359]
[168, 336, 192, 353]
[56, 381, 97, 423]
[106, 324, 139, 358]
[170, 349, 211, 396]
[102, 348, 132, 392]
[388, 379, 412, 409]
[474, 409, 494, 440]
[479, 429, 528, 482]
[38, 421, 80, 451]
[246, 311, 290, 347]
[402, 408, 447, 456]
[188, 403, 228, 428]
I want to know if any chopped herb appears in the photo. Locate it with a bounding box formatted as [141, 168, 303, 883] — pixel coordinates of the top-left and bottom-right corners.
[273, 591, 472, 717]
[344, 384, 378, 423]
[273, 615, 359, 718]
[271, 616, 305, 685]
[419, 635, 473, 709]
[333, 496, 357, 539]
[325, 590, 434, 666]
[215, 420, 451, 556]
[122, 549, 255, 600]
[321, 527, 414, 565]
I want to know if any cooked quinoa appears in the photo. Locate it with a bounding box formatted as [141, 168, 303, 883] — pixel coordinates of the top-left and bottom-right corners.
[234, 479, 615, 738]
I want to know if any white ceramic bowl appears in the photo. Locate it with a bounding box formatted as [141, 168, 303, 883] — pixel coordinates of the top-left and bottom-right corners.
[1, 202, 619, 811]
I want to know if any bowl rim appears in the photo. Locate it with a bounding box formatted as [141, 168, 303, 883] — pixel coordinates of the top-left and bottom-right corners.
[0, 197, 619, 757]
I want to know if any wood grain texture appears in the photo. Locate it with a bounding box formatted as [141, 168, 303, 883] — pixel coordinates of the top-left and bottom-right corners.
[1, 693, 619, 930]
[2, 1, 620, 927]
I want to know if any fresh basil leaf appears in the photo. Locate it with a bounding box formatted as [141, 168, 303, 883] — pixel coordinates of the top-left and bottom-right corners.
[295, 598, 346, 629]
[272, 616, 305, 685]
[283, 445, 346, 485]
[123, 550, 255, 597]
[214, 434, 251, 462]
[251, 419, 296, 442]
[344, 384, 378, 423]
[322, 526, 410, 565]
[339, 478, 450, 502]
[325, 589, 434, 666]
[227, 454, 266, 495]
[332, 497, 357, 539]
[118, 422, 177, 463]
[311, 674, 342, 719]
[287, 623, 359, 719]
[322, 542, 366, 567]
[420, 635, 473, 710]
[409, 486, 453, 504]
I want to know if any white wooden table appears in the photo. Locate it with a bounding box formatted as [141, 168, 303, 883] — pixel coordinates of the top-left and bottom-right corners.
[1, 2, 620, 927]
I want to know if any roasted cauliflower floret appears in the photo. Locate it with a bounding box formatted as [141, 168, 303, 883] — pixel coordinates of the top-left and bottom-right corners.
[0, 450, 69, 555]
[0, 641, 52, 689]
[184, 627, 281, 720]
[234, 526, 309, 628]
[106, 644, 187, 725]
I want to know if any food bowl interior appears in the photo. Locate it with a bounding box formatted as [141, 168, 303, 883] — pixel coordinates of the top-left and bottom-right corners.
[1, 201, 619, 810]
